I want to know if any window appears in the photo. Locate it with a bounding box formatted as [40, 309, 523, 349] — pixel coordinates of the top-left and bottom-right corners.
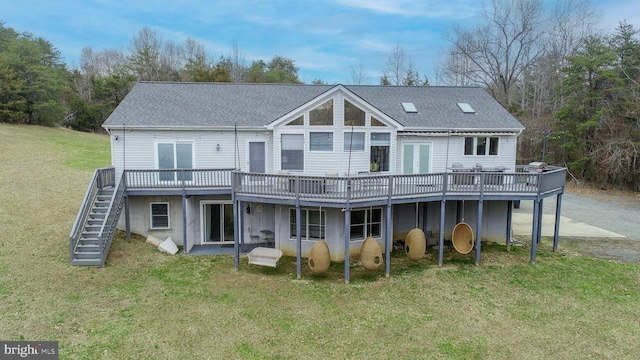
[401, 102, 418, 113]
[464, 137, 499, 156]
[370, 133, 390, 172]
[310, 100, 333, 125]
[281, 134, 304, 170]
[289, 208, 326, 241]
[150, 202, 170, 229]
[350, 208, 382, 240]
[344, 100, 365, 126]
[344, 132, 365, 151]
[371, 117, 385, 126]
[157, 142, 193, 181]
[286, 115, 304, 126]
[309, 132, 333, 151]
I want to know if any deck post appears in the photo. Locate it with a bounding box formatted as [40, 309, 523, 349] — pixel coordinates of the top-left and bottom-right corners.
[553, 193, 563, 251]
[537, 199, 544, 244]
[475, 198, 484, 265]
[124, 193, 131, 241]
[438, 199, 446, 266]
[182, 192, 188, 255]
[506, 200, 513, 252]
[232, 173, 240, 270]
[296, 201, 302, 279]
[456, 200, 462, 224]
[344, 178, 352, 284]
[385, 203, 392, 277]
[385, 175, 393, 277]
[531, 199, 540, 263]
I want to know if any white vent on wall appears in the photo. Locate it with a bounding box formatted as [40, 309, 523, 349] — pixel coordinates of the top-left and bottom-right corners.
[457, 102, 475, 114]
[401, 102, 418, 113]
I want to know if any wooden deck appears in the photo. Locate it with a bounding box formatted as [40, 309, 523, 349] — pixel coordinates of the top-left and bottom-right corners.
[122, 166, 566, 204]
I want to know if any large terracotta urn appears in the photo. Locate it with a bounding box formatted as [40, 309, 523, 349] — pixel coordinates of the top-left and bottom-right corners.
[308, 240, 331, 274]
[405, 228, 426, 261]
[360, 237, 383, 270]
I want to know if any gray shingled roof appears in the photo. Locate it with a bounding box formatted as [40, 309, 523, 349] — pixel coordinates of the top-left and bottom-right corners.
[103, 82, 524, 131]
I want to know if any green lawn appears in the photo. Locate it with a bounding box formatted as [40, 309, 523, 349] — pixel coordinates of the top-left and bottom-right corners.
[1, 123, 639, 359]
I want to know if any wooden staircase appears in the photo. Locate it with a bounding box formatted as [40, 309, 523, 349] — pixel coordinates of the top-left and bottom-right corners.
[70, 167, 125, 266]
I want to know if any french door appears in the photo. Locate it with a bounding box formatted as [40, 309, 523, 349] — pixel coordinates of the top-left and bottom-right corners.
[402, 143, 431, 174]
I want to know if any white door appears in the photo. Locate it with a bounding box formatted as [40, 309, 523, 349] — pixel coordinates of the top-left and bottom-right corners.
[403, 144, 431, 174]
[248, 141, 266, 173]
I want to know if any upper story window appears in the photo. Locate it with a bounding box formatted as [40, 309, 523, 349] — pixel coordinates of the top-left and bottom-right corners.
[309, 132, 333, 151]
[370, 133, 390, 172]
[285, 115, 304, 126]
[344, 100, 365, 126]
[281, 134, 304, 171]
[371, 117, 385, 126]
[464, 137, 499, 156]
[344, 132, 365, 151]
[310, 100, 333, 126]
[157, 142, 193, 181]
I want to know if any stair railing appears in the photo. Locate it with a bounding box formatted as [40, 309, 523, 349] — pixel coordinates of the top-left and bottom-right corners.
[69, 166, 115, 261]
[97, 171, 126, 265]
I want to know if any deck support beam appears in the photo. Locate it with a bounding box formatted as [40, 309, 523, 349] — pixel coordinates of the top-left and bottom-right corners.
[537, 199, 544, 244]
[438, 199, 446, 266]
[296, 202, 302, 279]
[506, 200, 513, 252]
[182, 192, 188, 255]
[531, 199, 540, 263]
[124, 193, 131, 241]
[233, 193, 240, 270]
[475, 198, 484, 265]
[553, 193, 563, 251]
[385, 203, 392, 277]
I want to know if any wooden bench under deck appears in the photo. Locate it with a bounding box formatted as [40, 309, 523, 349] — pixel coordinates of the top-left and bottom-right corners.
[247, 247, 283, 268]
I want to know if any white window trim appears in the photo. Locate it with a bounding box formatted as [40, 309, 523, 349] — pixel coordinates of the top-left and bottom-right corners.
[349, 207, 383, 241]
[281, 133, 305, 172]
[150, 202, 170, 230]
[154, 141, 196, 181]
[309, 131, 334, 152]
[200, 200, 234, 244]
[289, 208, 326, 242]
[343, 131, 365, 152]
[464, 136, 499, 156]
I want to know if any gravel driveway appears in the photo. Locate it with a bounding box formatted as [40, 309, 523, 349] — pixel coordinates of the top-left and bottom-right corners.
[514, 188, 640, 261]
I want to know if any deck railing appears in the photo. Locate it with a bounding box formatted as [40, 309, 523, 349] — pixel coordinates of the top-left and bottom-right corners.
[117, 166, 566, 202]
[125, 168, 235, 190]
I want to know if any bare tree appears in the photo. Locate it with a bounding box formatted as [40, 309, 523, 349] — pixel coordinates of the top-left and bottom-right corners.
[228, 41, 246, 83]
[441, 0, 545, 107]
[128, 26, 163, 81]
[383, 43, 407, 85]
[349, 59, 368, 85]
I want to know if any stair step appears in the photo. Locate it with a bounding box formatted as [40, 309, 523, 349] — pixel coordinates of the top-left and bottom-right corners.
[79, 239, 100, 246]
[73, 251, 101, 259]
[87, 219, 104, 225]
[89, 213, 106, 219]
[77, 244, 100, 251]
[92, 207, 108, 213]
[71, 258, 103, 266]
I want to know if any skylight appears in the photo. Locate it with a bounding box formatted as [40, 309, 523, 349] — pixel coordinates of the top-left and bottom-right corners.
[401, 102, 418, 113]
[457, 103, 475, 114]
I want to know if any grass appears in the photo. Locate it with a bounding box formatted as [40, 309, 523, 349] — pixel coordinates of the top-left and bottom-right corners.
[1, 123, 639, 359]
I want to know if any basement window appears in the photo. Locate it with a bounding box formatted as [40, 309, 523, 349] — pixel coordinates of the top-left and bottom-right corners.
[150, 202, 170, 229]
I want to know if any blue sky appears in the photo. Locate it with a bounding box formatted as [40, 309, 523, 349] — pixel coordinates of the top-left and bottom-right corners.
[1, 0, 638, 84]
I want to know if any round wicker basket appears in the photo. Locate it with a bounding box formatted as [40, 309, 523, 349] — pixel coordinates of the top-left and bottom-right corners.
[360, 237, 383, 270]
[405, 228, 426, 261]
[452, 222, 474, 254]
[308, 240, 331, 274]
